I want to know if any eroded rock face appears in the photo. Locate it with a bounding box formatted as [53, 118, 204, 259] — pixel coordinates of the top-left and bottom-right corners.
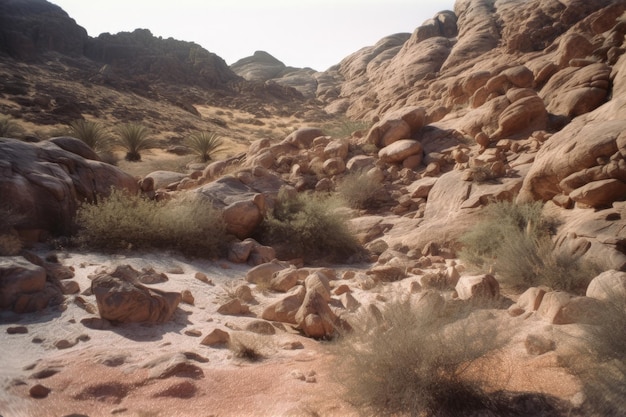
[0, 137, 138, 239]
[0, 256, 63, 313]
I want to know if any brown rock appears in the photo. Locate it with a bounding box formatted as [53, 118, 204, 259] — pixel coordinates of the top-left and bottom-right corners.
[569, 179, 626, 208]
[586, 270, 626, 305]
[455, 274, 499, 300]
[29, 384, 51, 399]
[245, 320, 276, 335]
[200, 328, 230, 346]
[217, 299, 249, 316]
[378, 139, 423, 164]
[181, 289, 194, 305]
[91, 274, 181, 324]
[262, 286, 306, 324]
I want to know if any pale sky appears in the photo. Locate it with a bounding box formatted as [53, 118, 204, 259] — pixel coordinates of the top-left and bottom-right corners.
[50, 0, 456, 71]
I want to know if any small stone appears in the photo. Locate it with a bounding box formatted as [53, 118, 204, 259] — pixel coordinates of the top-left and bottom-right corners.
[181, 290, 195, 305]
[235, 285, 254, 302]
[185, 329, 202, 337]
[245, 320, 276, 335]
[29, 384, 51, 398]
[54, 339, 76, 350]
[7, 326, 28, 334]
[281, 341, 304, 350]
[195, 272, 213, 285]
[200, 329, 230, 347]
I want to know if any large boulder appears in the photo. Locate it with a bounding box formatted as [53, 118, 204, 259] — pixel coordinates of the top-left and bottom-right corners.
[0, 256, 63, 313]
[91, 268, 181, 324]
[0, 137, 138, 239]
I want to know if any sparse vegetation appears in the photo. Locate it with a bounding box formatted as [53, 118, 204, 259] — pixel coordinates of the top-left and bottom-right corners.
[333, 297, 507, 417]
[257, 187, 362, 262]
[186, 131, 224, 162]
[114, 123, 157, 162]
[0, 115, 22, 138]
[75, 189, 228, 257]
[229, 333, 268, 362]
[68, 119, 113, 155]
[324, 118, 372, 139]
[459, 200, 601, 293]
[336, 169, 383, 210]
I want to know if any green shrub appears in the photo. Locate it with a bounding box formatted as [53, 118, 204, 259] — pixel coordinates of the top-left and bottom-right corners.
[75, 189, 227, 257]
[459, 200, 599, 293]
[186, 131, 224, 162]
[336, 169, 383, 210]
[0, 115, 22, 138]
[68, 119, 113, 155]
[257, 188, 362, 263]
[114, 123, 157, 162]
[332, 297, 506, 417]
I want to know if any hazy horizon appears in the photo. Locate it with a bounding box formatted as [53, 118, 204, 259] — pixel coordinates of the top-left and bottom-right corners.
[51, 0, 456, 72]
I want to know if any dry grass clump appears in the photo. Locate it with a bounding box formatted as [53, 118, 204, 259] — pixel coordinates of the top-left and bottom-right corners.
[564, 299, 626, 415]
[459, 201, 600, 294]
[336, 169, 383, 210]
[323, 118, 372, 139]
[228, 333, 271, 362]
[257, 188, 362, 263]
[0, 115, 22, 138]
[75, 189, 227, 257]
[332, 298, 507, 417]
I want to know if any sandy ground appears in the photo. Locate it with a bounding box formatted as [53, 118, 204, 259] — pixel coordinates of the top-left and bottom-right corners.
[0, 251, 360, 417]
[0, 250, 586, 417]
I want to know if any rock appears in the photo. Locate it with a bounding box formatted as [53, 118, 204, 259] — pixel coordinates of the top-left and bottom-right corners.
[270, 267, 300, 292]
[324, 140, 349, 159]
[455, 274, 500, 300]
[184, 329, 202, 337]
[146, 353, 204, 380]
[194, 272, 213, 285]
[586, 270, 626, 305]
[7, 325, 28, 334]
[0, 138, 138, 239]
[80, 317, 111, 330]
[304, 272, 332, 302]
[144, 170, 188, 190]
[295, 289, 346, 339]
[228, 239, 256, 263]
[235, 285, 255, 302]
[181, 289, 194, 305]
[339, 292, 361, 312]
[246, 260, 291, 285]
[91, 273, 181, 324]
[569, 179, 626, 208]
[245, 320, 276, 335]
[29, 384, 51, 399]
[378, 139, 423, 164]
[0, 256, 62, 313]
[282, 128, 324, 149]
[217, 299, 249, 315]
[515, 287, 548, 312]
[262, 286, 306, 324]
[60, 280, 80, 295]
[525, 333, 556, 356]
[536, 291, 607, 325]
[200, 329, 230, 346]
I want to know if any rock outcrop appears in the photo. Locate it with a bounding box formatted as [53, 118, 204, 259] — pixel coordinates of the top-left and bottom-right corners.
[0, 137, 138, 240]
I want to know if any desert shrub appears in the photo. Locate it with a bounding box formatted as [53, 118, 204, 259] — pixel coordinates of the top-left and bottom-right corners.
[459, 200, 599, 293]
[336, 169, 383, 210]
[563, 301, 626, 415]
[333, 297, 506, 417]
[75, 189, 227, 257]
[186, 131, 224, 162]
[228, 333, 271, 362]
[257, 188, 362, 262]
[114, 123, 157, 162]
[0, 115, 22, 138]
[68, 119, 113, 155]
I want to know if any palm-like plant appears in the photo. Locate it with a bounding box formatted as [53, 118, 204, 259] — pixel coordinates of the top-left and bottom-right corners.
[68, 119, 113, 153]
[114, 123, 157, 162]
[186, 131, 224, 162]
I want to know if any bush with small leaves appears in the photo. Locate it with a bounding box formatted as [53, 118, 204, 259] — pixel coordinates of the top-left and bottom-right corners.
[257, 188, 362, 263]
[336, 169, 383, 210]
[0, 115, 22, 138]
[75, 189, 228, 258]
